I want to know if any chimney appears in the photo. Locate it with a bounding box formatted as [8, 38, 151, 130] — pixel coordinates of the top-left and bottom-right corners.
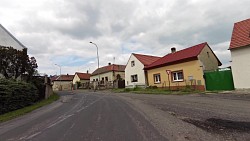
[108, 62, 111, 65]
[171, 47, 176, 53]
[87, 70, 89, 74]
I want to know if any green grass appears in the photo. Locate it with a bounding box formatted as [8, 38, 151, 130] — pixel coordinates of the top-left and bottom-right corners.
[0, 93, 60, 123]
[113, 87, 202, 95]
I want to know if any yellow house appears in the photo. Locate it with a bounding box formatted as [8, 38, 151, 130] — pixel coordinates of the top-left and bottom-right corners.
[144, 42, 222, 91]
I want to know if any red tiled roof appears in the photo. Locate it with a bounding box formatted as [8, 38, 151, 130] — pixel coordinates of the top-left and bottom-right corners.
[229, 18, 250, 49]
[145, 42, 216, 70]
[50, 75, 59, 81]
[133, 53, 161, 66]
[55, 74, 74, 81]
[75, 72, 91, 80]
[92, 64, 126, 76]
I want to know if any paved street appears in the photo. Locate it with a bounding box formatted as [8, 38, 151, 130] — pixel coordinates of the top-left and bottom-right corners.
[0, 91, 166, 141]
[1, 90, 250, 141]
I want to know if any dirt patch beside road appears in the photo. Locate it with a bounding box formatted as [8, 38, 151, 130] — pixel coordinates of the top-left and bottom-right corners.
[117, 92, 250, 141]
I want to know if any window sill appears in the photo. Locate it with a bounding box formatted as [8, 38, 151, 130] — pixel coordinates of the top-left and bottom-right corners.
[173, 80, 184, 82]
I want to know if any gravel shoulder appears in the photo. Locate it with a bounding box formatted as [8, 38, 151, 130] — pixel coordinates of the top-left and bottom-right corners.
[115, 92, 250, 141]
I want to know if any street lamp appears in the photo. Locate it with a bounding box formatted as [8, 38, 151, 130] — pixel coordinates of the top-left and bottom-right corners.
[55, 64, 62, 91]
[89, 42, 100, 82]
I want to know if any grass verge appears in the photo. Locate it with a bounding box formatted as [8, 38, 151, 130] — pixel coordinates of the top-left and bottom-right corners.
[0, 93, 60, 123]
[113, 87, 202, 95]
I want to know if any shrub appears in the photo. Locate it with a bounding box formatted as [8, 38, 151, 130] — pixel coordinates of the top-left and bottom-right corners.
[0, 79, 39, 114]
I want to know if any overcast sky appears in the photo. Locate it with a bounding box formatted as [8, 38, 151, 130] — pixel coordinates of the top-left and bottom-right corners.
[1, 0, 250, 75]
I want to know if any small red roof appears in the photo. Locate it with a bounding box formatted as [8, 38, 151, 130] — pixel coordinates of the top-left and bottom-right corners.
[55, 74, 74, 81]
[133, 53, 161, 66]
[145, 42, 221, 70]
[229, 18, 250, 49]
[75, 72, 91, 80]
[50, 75, 59, 81]
[92, 64, 126, 76]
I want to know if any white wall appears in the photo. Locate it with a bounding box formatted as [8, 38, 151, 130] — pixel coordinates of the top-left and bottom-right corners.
[0, 25, 24, 50]
[125, 54, 146, 87]
[231, 47, 250, 89]
[73, 74, 80, 84]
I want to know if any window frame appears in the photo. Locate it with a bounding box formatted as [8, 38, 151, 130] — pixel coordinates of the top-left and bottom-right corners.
[131, 60, 135, 67]
[172, 70, 184, 82]
[131, 74, 138, 82]
[153, 73, 161, 84]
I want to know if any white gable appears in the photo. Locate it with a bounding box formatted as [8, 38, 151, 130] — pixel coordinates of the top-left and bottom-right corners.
[0, 24, 25, 50]
[125, 54, 147, 87]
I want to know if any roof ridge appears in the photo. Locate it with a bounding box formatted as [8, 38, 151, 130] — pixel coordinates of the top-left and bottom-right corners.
[164, 42, 207, 56]
[145, 42, 208, 70]
[133, 53, 161, 58]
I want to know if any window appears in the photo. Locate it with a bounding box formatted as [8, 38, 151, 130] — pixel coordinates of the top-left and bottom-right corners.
[131, 75, 138, 82]
[131, 61, 135, 67]
[153, 74, 161, 83]
[105, 77, 108, 81]
[172, 71, 184, 82]
[207, 52, 210, 58]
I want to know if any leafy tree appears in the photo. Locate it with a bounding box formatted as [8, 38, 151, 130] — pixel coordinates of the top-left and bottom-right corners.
[0, 46, 38, 80]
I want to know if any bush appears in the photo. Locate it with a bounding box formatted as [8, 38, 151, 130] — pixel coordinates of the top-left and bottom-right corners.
[29, 76, 45, 100]
[0, 79, 39, 115]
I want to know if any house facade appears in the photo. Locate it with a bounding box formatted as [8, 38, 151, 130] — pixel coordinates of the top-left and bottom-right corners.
[52, 74, 74, 91]
[0, 24, 27, 78]
[125, 53, 160, 88]
[144, 42, 222, 91]
[73, 72, 91, 88]
[90, 63, 125, 87]
[0, 24, 26, 50]
[229, 18, 250, 89]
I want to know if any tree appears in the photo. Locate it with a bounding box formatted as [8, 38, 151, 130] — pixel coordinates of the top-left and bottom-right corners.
[0, 46, 38, 80]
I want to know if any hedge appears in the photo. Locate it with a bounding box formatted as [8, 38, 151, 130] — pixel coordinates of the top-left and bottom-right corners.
[0, 79, 39, 114]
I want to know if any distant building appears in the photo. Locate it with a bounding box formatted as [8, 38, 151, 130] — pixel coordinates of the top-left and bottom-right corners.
[52, 74, 74, 91]
[125, 53, 160, 88]
[90, 63, 126, 82]
[229, 18, 250, 89]
[144, 42, 222, 91]
[73, 72, 91, 88]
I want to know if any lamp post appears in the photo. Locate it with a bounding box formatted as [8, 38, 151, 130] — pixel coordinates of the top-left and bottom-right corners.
[55, 64, 62, 91]
[89, 42, 100, 82]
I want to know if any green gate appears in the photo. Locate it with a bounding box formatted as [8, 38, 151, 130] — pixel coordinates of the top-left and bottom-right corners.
[204, 69, 234, 91]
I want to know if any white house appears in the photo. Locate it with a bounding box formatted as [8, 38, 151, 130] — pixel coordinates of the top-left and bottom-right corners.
[0, 24, 26, 50]
[73, 72, 91, 88]
[0, 24, 26, 78]
[125, 53, 160, 88]
[229, 18, 250, 89]
[52, 74, 74, 91]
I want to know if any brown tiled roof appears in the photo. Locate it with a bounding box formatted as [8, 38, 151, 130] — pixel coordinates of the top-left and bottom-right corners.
[55, 74, 74, 81]
[145, 42, 222, 70]
[75, 72, 91, 80]
[133, 53, 161, 66]
[92, 64, 126, 76]
[229, 18, 250, 49]
[50, 75, 59, 81]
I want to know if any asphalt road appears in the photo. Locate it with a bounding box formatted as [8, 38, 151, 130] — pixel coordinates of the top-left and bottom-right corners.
[0, 91, 167, 141]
